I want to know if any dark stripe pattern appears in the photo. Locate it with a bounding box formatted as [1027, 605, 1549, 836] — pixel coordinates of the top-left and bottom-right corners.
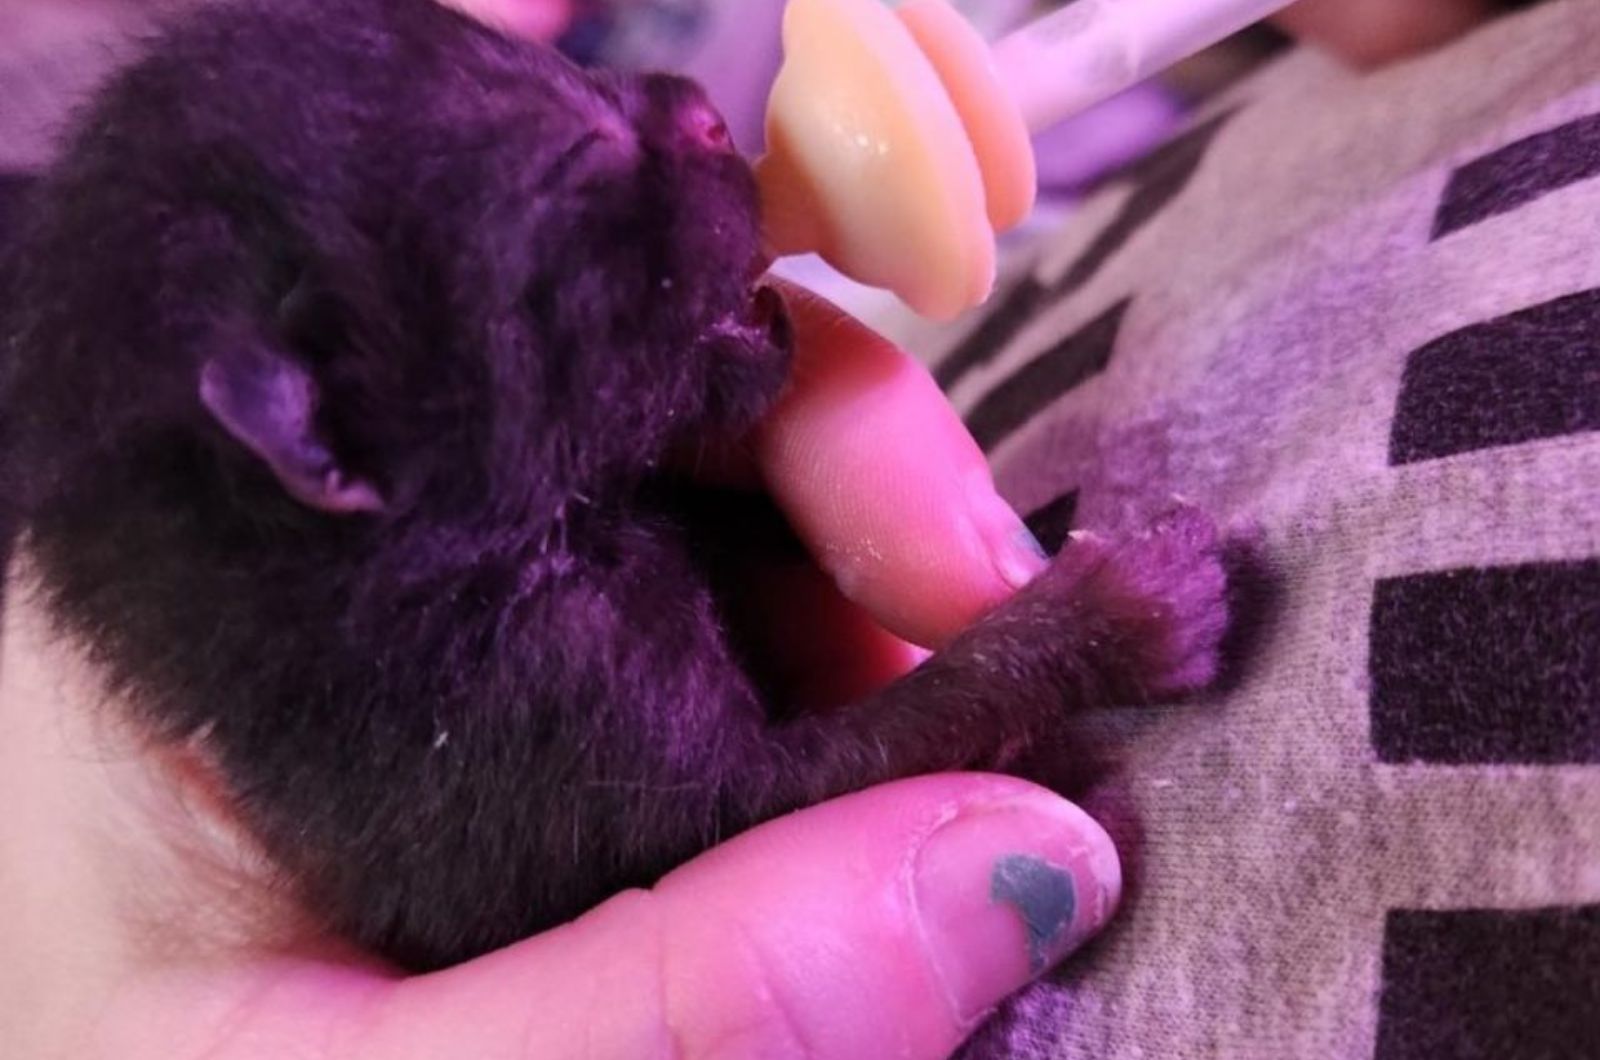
[1369, 560, 1600, 765]
[1389, 288, 1600, 466]
[937, 112, 1235, 391]
[1375, 905, 1600, 1060]
[966, 299, 1130, 452]
[1433, 112, 1600, 239]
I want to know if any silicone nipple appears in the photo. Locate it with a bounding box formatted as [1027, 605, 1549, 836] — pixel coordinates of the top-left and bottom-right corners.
[755, 0, 1296, 319]
[756, 0, 1029, 321]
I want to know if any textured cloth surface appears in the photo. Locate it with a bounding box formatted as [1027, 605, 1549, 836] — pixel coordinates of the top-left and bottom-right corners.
[933, 3, 1600, 1056]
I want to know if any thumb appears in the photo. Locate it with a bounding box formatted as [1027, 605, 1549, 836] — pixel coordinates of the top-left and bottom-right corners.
[102, 776, 1120, 1059]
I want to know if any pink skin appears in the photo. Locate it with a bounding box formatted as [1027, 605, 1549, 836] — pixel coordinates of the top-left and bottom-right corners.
[90, 778, 1118, 1060]
[757, 281, 1047, 651]
[671, 280, 1048, 706]
[431, 0, 575, 42]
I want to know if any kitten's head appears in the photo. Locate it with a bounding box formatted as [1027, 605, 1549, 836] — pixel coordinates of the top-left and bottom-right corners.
[0, 0, 793, 969]
[349, 53, 794, 522]
[5, 0, 791, 530]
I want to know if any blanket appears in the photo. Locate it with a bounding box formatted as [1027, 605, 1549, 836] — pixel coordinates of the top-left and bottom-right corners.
[936, 3, 1599, 1056]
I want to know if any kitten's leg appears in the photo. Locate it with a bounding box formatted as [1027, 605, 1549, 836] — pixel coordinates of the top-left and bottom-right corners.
[727, 507, 1229, 817]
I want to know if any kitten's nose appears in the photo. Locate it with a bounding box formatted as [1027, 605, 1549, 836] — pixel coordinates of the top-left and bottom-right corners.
[639, 74, 736, 154]
[682, 104, 732, 152]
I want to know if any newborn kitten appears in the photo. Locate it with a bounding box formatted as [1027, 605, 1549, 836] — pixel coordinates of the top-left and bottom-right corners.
[0, 0, 1228, 970]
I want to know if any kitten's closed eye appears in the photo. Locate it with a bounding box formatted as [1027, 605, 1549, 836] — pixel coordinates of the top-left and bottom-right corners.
[540, 130, 614, 191]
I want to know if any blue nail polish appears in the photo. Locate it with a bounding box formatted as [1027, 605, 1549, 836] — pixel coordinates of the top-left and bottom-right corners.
[991, 854, 1078, 972]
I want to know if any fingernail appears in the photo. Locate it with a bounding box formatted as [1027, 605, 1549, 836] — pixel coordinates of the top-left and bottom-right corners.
[912, 795, 1122, 1023]
[968, 477, 1049, 591]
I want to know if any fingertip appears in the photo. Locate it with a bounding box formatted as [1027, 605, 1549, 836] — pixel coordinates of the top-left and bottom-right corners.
[756, 284, 1042, 648]
[652, 776, 1122, 1057]
[965, 468, 1051, 594]
[909, 787, 1122, 1024]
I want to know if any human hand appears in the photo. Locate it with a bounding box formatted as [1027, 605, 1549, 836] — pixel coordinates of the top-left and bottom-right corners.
[81, 775, 1117, 1059]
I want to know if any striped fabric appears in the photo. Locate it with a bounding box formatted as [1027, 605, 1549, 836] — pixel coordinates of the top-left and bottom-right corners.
[935, 3, 1600, 1056]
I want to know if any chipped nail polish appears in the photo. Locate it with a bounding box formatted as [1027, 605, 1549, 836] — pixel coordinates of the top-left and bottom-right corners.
[990, 853, 1077, 973]
[911, 794, 1121, 1021]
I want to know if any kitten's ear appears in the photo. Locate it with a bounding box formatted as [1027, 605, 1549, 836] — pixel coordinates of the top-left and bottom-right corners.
[200, 348, 384, 514]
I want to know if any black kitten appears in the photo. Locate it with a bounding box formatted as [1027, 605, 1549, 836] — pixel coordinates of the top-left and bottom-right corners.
[0, 0, 1228, 971]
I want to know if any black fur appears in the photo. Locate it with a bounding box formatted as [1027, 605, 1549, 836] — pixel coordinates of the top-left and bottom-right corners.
[0, 0, 1228, 970]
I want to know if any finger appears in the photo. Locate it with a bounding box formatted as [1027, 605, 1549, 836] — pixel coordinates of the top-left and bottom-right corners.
[432, 0, 574, 42]
[383, 775, 1120, 1059]
[101, 777, 1119, 1060]
[1273, 0, 1492, 66]
[754, 282, 1049, 650]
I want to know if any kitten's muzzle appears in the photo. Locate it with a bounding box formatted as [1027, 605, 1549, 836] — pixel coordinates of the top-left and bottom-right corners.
[636, 73, 739, 157]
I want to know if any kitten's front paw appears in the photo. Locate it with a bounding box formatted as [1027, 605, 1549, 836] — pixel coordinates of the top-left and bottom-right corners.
[1069, 506, 1230, 700]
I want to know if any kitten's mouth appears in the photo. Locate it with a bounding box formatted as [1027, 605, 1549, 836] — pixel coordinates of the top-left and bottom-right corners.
[738, 235, 781, 328]
[706, 281, 792, 361]
[746, 283, 792, 348]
